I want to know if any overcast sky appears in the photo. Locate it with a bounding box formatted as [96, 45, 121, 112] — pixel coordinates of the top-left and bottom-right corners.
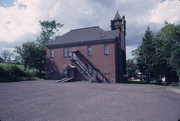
[0, 0, 180, 58]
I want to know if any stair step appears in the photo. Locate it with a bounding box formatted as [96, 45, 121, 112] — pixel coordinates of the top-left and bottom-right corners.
[72, 51, 111, 83]
[57, 77, 74, 83]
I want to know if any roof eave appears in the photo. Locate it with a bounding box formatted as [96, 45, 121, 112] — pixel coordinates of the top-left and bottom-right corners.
[46, 38, 117, 49]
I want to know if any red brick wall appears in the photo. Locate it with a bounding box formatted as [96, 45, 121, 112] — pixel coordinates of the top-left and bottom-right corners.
[46, 43, 116, 83]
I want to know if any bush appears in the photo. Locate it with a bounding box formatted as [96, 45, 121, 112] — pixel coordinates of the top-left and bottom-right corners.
[0, 63, 30, 82]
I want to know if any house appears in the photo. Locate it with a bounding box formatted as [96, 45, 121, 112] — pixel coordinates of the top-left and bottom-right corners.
[46, 12, 127, 83]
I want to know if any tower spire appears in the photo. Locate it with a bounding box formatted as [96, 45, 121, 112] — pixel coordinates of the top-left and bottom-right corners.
[114, 11, 121, 20]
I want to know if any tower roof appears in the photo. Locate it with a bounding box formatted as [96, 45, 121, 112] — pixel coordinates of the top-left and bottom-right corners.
[114, 11, 121, 20]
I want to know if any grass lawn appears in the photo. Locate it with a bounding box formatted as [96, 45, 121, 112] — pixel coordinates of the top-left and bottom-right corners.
[121, 80, 180, 89]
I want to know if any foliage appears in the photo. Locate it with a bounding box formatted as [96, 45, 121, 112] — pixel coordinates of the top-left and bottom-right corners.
[15, 42, 46, 72]
[169, 24, 180, 75]
[37, 20, 63, 46]
[127, 58, 137, 78]
[15, 41, 38, 70]
[153, 23, 179, 82]
[134, 23, 180, 83]
[0, 56, 3, 62]
[170, 48, 180, 75]
[0, 63, 29, 82]
[15, 20, 63, 74]
[134, 27, 155, 81]
[36, 20, 63, 72]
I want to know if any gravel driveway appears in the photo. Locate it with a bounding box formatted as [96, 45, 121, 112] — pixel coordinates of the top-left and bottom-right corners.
[0, 80, 180, 121]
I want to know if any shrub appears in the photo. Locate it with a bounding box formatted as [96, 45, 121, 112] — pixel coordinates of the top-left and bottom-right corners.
[0, 63, 30, 82]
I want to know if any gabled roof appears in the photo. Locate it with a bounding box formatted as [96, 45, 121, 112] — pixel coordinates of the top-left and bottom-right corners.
[107, 29, 119, 37]
[47, 26, 119, 48]
[114, 11, 121, 20]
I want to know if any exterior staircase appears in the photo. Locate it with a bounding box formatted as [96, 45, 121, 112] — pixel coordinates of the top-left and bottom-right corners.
[71, 51, 110, 83]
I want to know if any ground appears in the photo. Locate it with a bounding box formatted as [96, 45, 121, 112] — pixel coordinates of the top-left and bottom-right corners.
[0, 80, 180, 121]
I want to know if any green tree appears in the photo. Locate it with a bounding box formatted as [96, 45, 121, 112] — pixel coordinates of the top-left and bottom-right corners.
[0, 56, 3, 62]
[127, 58, 137, 78]
[153, 22, 179, 83]
[134, 27, 155, 82]
[15, 20, 63, 73]
[15, 42, 38, 70]
[37, 20, 63, 46]
[36, 20, 63, 73]
[170, 48, 180, 84]
[169, 24, 180, 84]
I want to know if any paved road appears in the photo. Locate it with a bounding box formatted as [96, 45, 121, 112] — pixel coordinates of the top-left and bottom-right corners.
[0, 80, 180, 121]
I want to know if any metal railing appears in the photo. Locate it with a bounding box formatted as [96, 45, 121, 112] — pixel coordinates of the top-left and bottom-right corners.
[71, 51, 110, 83]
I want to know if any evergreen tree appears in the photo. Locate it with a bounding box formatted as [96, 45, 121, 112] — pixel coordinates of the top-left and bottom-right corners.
[127, 58, 137, 78]
[134, 27, 155, 82]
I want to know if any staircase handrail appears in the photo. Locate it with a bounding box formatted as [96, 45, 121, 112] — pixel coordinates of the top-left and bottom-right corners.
[72, 51, 110, 83]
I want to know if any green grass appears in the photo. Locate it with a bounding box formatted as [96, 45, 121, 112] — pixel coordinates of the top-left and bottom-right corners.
[120, 80, 180, 88]
[169, 86, 180, 89]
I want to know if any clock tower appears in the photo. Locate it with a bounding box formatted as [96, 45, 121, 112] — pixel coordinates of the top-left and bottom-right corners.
[111, 11, 127, 82]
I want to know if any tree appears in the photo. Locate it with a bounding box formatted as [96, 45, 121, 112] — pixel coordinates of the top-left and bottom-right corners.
[15, 20, 63, 73]
[153, 22, 179, 83]
[0, 56, 3, 62]
[1, 50, 13, 63]
[169, 24, 180, 84]
[127, 58, 137, 79]
[37, 20, 63, 46]
[170, 48, 180, 84]
[36, 20, 63, 73]
[134, 27, 155, 82]
[15, 42, 38, 70]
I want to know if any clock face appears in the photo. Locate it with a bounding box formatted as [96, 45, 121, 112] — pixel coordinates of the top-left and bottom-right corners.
[115, 21, 120, 26]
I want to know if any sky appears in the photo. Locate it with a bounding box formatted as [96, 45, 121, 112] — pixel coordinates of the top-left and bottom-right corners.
[0, 0, 180, 59]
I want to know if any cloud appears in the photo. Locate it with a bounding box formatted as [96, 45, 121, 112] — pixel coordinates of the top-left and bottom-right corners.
[149, 0, 180, 23]
[0, 32, 37, 50]
[126, 22, 162, 46]
[0, 0, 40, 43]
[0, 0, 180, 59]
[126, 46, 138, 59]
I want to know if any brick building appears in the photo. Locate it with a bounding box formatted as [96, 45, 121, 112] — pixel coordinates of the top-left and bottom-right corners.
[46, 12, 127, 83]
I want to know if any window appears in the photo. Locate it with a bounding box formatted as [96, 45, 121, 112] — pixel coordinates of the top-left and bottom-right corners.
[68, 48, 72, 57]
[87, 46, 92, 56]
[63, 48, 68, 57]
[50, 49, 54, 58]
[64, 48, 72, 58]
[104, 44, 109, 55]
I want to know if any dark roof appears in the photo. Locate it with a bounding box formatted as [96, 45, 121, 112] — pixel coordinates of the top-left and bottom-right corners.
[47, 26, 119, 48]
[114, 11, 121, 20]
[107, 30, 119, 37]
